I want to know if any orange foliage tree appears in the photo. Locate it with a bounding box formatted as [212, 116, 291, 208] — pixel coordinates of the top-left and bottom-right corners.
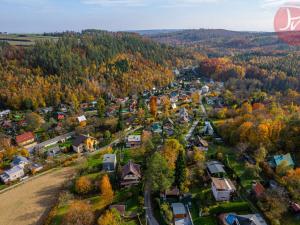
[63, 201, 94, 225]
[75, 176, 93, 194]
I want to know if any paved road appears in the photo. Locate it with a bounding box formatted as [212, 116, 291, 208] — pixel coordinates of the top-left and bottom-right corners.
[0, 167, 75, 225]
[185, 120, 199, 141]
[144, 186, 160, 225]
[89, 126, 142, 156]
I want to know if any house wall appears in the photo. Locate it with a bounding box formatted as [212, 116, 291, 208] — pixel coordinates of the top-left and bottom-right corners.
[8, 170, 24, 181]
[212, 184, 231, 201]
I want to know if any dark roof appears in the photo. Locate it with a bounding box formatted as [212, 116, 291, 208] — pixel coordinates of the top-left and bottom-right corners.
[72, 134, 89, 147]
[122, 161, 141, 179]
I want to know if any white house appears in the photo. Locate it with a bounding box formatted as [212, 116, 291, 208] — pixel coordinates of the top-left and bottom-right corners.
[11, 156, 30, 169]
[0, 166, 24, 183]
[103, 154, 117, 172]
[211, 177, 236, 201]
[126, 135, 141, 148]
[201, 85, 209, 94]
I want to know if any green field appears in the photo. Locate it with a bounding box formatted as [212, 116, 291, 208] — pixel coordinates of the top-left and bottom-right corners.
[0, 34, 58, 46]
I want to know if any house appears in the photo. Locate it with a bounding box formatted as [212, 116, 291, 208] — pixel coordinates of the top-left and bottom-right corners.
[57, 112, 65, 120]
[163, 118, 175, 136]
[0, 110, 10, 119]
[72, 134, 98, 153]
[196, 136, 209, 151]
[171, 103, 177, 109]
[0, 166, 24, 183]
[219, 213, 267, 225]
[179, 108, 189, 123]
[252, 182, 265, 199]
[11, 156, 30, 168]
[211, 177, 236, 201]
[201, 85, 209, 94]
[47, 145, 61, 157]
[16, 132, 37, 149]
[126, 135, 141, 148]
[120, 161, 141, 187]
[206, 161, 226, 177]
[160, 187, 180, 200]
[290, 202, 300, 214]
[171, 203, 187, 225]
[151, 122, 162, 133]
[77, 115, 87, 126]
[268, 153, 295, 168]
[203, 121, 214, 136]
[103, 154, 117, 172]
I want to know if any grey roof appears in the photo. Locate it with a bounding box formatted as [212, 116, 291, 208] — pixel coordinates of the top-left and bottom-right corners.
[12, 156, 29, 165]
[72, 134, 90, 147]
[5, 166, 23, 175]
[236, 214, 268, 225]
[206, 161, 226, 174]
[103, 154, 116, 163]
[171, 203, 186, 215]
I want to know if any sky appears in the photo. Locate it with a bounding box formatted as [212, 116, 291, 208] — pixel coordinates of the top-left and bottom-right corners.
[0, 0, 295, 33]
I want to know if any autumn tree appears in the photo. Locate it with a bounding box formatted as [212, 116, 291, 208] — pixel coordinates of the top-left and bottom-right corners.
[147, 152, 174, 192]
[100, 174, 114, 204]
[25, 112, 43, 131]
[161, 139, 183, 170]
[97, 208, 123, 225]
[191, 91, 200, 105]
[96, 97, 106, 118]
[149, 96, 158, 118]
[75, 176, 93, 194]
[63, 201, 94, 225]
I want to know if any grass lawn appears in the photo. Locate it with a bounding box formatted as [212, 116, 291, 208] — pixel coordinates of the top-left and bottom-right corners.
[50, 205, 69, 225]
[193, 216, 217, 225]
[207, 144, 258, 190]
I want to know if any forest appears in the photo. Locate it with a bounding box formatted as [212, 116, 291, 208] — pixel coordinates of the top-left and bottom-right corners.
[0, 30, 196, 110]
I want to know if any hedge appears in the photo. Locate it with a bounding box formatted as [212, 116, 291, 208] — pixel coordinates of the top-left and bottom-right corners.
[209, 201, 250, 214]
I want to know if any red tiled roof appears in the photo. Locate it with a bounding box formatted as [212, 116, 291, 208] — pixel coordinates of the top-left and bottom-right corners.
[253, 182, 265, 197]
[16, 132, 34, 144]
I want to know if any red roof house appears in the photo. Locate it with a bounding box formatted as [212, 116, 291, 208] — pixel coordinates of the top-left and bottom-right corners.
[16, 132, 35, 147]
[252, 182, 265, 198]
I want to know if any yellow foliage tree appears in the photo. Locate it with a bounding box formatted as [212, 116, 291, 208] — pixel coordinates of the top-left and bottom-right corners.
[100, 174, 114, 205]
[97, 209, 123, 225]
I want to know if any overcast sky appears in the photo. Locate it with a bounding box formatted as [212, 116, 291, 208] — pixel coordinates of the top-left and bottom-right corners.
[0, 0, 291, 33]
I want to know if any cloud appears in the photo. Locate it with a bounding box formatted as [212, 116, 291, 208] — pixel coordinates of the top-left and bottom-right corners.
[81, 0, 222, 7]
[261, 0, 300, 8]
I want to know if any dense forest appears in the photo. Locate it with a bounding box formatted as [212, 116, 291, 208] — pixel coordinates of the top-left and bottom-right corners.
[0, 30, 197, 110]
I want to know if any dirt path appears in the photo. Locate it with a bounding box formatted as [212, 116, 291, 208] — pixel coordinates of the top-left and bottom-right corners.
[0, 167, 75, 225]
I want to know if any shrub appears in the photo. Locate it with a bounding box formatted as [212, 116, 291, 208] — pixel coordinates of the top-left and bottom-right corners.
[63, 201, 94, 225]
[75, 176, 93, 194]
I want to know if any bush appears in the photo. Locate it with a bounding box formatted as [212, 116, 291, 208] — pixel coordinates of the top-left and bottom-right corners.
[75, 176, 93, 194]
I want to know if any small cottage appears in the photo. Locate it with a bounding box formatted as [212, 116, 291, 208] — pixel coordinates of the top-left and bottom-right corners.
[211, 177, 236, 201]
[126, 135, 141, 148]
[103, 154, 117, 172]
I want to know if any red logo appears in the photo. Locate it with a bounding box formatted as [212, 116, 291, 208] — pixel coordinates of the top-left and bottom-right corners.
[274, 3, 300, 46]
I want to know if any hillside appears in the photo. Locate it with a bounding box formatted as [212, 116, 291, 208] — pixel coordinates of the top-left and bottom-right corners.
[0, 30, 195, 110]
